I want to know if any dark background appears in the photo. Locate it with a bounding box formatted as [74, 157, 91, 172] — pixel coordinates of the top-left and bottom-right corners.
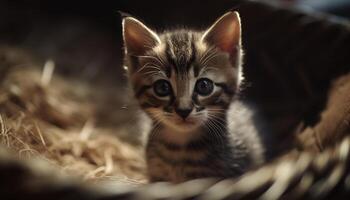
[0, 0, 349, 155]
[0, 0, 349, 79]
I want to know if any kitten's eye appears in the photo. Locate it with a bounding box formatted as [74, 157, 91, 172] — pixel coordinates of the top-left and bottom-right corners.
[195, 78, 214, 96]
[153, 80, 172, 97]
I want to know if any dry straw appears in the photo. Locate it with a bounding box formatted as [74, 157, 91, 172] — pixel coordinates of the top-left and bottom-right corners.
[0, 47, 147, 185]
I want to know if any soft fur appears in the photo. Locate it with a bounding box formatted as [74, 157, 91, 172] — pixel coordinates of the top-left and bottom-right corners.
[122, 11, 264, 183]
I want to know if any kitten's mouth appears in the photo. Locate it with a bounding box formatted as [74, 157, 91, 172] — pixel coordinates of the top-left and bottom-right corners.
[160, 115, 202, 132]
[175, 120, 195, 125]
[174, 117, 197, 126]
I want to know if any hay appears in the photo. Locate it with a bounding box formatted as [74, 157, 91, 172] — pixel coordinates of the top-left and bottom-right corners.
[0, 47, 147, 185]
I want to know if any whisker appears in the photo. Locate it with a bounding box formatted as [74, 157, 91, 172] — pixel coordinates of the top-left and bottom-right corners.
[199, 46, 216, 64]
[200, 49, 218, 65]
[136, 62, 159, 74]
[136, 55, 168, 70]
[205, 119, 225, 146]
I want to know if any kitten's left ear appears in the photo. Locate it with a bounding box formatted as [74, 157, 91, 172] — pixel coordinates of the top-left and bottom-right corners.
[122, 16, 161, 55]
[201, 11, 241, 56]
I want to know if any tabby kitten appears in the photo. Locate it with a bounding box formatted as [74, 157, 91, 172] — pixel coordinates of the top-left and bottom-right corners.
[122, 11, 264, 183]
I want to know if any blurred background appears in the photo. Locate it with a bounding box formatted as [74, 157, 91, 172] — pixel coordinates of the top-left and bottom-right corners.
[0, 0, 349, 79]
[0, 0, 349, 156]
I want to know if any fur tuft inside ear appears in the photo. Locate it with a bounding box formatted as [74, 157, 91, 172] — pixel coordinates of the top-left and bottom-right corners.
[122, 17, 160, 55]
[201, 11, 241, 56]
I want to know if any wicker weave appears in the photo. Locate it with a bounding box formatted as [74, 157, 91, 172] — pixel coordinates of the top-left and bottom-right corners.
[0, 136, 349, 200]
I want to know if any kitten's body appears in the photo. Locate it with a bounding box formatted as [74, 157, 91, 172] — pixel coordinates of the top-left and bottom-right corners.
[122, 12, 265, 183]
[145, 101, 264, 182]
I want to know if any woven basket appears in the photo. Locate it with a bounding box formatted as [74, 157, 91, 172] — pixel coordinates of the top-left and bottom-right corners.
[0, 136, 349, 199]
[0, 1, 350, 199]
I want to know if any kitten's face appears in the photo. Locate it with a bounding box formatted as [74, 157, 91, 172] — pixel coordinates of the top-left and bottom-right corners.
[123, 12, 242, 132]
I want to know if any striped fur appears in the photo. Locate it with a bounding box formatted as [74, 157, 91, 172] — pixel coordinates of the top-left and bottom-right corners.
[122, 12, 264, 183]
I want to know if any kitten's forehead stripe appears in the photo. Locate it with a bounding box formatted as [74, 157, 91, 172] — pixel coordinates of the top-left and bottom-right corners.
[165, 65, 171, 78]
[165, 42, 177, 71]
[163, 31, 197, 75]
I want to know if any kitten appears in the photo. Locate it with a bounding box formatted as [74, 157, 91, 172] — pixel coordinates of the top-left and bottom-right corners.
[122, 11, 265, 183]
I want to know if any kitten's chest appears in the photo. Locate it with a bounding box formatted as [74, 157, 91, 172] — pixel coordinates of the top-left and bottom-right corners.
[145, 142, 233, 183]
[146, 158, 189, 183]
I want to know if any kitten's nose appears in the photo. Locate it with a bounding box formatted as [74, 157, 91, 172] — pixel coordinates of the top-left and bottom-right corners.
[175, 108, 192, 119]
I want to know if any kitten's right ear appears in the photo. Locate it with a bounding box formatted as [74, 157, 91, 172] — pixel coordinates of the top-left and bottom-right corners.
[122, 17, 161, 55]
[201, 11, 241, 57]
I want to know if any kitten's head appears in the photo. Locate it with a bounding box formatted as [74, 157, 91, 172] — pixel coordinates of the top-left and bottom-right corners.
[122, 12, 243, 132]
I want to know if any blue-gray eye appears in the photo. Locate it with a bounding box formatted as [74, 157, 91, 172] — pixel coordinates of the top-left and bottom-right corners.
[195, 78, 214, 96]
[153, 80, 172, 97]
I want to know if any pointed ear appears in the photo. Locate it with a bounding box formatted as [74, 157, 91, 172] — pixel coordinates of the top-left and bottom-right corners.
[201, 11, 241, 55]
[122, 17, 161, 55]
